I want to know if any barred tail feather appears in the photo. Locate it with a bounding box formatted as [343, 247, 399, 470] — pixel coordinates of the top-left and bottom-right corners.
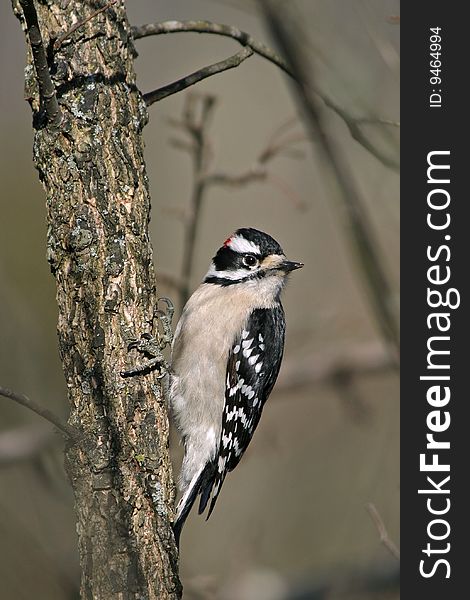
[198, 475, 214, 516]
[172, 462, 216, 546]
[204, 471, 227, 520]
[197, 461, 226, 518]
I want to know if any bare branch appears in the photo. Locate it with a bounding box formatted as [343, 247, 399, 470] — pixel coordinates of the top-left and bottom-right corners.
[272, 342, 396, 424]
[275, 340, 396, 423]
[143, 48, 253, 106]
[133, 19, 399, 169]
[202, 118, 307, 208]
[321, 94, 400, 170]
[276, 341, 394, 393]
[0, 386, 79, 441]
[132, 20, 291, 77]
[260, 2, 400, 362]
[53, 0, 117, 51]
[204, 168, 266, 187]
[355, 117, 400, 127]
[258, 132, 307, 163]
[204, 168, 306, 210]
[366, 503, 400, 560]
[19, 0, 62, 128]
[177, 95, 218, 305]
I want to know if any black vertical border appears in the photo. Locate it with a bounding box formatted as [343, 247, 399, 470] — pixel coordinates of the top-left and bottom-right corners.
[402, 4, 467, 598]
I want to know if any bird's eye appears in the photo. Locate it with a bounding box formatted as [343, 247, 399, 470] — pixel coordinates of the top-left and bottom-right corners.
[242, 254, 258, 268]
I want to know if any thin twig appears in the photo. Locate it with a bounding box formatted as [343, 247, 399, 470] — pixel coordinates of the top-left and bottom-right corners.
[19, 0, 62, 128]
[322, 94, 400, 170]
[204, 168, 306, 210]
[355, 117, 400, 127]
[366, 503, 400, 560]
[132, 20, 291, 76]
[143, 48, 253, 106]
[276, 341, 394, 393]
[201, 118, 307, 208]
[133, 19, 399, 169]
[178, 95, 218, 305]
[260, 2, 400, 362]
[0, 386, 79, 441]
[258, 132, 307, 163]
[204, 168, 266, 187]
[53, 0, 117, 51]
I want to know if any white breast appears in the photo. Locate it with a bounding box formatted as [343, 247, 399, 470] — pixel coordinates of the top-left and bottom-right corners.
[169, 277, 284, 489]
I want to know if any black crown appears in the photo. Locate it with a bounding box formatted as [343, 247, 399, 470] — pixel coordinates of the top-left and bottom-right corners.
[233, 228, 284, 256]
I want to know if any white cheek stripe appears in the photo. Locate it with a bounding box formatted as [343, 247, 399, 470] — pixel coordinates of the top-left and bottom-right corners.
[228, 235, 261, 254]
[205, 263, 252, 281]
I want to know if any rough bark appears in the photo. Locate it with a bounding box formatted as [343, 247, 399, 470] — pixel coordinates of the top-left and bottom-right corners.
[12, 1, 181, 598]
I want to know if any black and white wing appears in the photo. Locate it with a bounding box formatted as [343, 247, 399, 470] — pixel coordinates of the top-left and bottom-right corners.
[199, 305, 285, 517]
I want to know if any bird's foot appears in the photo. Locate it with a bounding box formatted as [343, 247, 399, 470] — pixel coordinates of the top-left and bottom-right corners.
[121, 297, 174, 378]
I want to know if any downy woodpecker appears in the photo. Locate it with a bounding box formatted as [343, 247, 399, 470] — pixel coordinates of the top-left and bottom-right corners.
[170, 227, 303, 543]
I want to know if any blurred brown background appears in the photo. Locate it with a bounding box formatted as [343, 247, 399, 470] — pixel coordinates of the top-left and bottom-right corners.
[0, 1, 399, 599]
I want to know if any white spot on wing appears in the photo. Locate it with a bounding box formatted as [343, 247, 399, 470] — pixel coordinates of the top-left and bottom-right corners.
[226, 407, 237, 420]
[222, 431, 232, 448]
[233, 440, 241, 456]
[248, 354, 260, 365]
[241, 384, 253, 396]
[238, 407, 248, 425]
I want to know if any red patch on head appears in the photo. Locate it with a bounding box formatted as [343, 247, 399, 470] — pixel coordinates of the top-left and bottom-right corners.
[223, 237, 232, 247]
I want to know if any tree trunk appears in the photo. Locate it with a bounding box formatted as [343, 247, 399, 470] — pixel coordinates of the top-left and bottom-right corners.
[12, 1, 181, 598]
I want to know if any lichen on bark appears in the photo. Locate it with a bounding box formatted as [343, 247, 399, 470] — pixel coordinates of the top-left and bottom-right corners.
[12, 1, 181, 597]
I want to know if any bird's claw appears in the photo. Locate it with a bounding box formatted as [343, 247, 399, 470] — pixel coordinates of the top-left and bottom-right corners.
[121, 298, 174, 378]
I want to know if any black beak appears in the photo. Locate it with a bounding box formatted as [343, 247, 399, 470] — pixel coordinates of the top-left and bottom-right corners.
[280, 260, 304, 272]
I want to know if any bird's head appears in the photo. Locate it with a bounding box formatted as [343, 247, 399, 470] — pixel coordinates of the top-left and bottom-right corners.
[204, 228, 303, 289]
